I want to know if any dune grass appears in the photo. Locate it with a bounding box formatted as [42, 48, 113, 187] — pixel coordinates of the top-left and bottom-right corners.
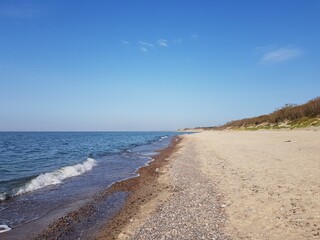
[182, 97, 320, 131]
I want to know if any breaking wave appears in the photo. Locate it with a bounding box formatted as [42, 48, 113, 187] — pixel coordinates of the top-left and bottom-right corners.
[0, 193, 6, 201]
[159, 136, 168, 140]
[0, 225, 11, 233]
[15, 158, 97, 196]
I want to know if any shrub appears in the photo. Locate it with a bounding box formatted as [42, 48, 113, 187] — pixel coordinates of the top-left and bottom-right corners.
[219, 97, 320, 129]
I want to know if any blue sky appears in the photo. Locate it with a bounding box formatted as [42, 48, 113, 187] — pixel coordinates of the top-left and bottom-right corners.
[0, 0, 319, 131]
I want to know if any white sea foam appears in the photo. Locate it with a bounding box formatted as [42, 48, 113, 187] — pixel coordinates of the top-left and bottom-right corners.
[0, 225, 11, 233]
[0, 193, 6, 201]
[15, 158, 97, 195]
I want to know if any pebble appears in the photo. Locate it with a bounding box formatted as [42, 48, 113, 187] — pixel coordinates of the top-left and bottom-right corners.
[133, 142, 230, 239]
[171, 229, 178, 235]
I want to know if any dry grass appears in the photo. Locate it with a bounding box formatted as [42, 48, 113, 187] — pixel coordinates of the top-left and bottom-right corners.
[185, 97, 320, 131]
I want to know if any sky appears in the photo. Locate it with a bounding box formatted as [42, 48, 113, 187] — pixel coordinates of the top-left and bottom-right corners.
[0, 0, 319, 131]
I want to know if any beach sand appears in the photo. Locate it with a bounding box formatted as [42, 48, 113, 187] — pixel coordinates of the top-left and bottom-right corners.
[101, 129, 320, 239]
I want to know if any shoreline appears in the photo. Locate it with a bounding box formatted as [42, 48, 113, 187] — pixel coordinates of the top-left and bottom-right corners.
[96, 136, 182, 239]
[30, 136, 182, 239]
[6, 128, 319, 239]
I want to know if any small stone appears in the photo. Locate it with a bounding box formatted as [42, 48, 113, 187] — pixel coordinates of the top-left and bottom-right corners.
[221, 204, 227, 208]
[155, 168, 160, 173]
[129, 218, 133, 222]
[171, 229, 177, 235]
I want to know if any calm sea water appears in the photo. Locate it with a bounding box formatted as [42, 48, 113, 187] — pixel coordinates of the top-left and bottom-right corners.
[0, 131, 180, 237]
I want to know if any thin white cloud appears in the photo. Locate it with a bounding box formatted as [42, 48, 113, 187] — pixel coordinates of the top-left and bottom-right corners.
[158, 39, 168, 47]
[261, 46, 303, 63]
[121, 40, 130, 45]
[140, 47, 148, 52]
[138, 41, 154, 47]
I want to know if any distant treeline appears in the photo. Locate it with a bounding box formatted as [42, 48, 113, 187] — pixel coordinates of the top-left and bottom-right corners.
[223, 97, 320, 128]
[198, 97, 320, 130]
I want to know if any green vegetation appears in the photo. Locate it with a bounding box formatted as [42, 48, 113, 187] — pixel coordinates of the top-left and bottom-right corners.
[187, 97, 320, 131]
[288, 117, 320, 128]
[232, 117, 320, 130]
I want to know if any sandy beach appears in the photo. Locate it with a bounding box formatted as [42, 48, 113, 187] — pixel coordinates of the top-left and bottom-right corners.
[102, 129, 320, 239]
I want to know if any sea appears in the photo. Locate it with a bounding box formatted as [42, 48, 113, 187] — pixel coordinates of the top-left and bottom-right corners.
[0, 131, 181, 239]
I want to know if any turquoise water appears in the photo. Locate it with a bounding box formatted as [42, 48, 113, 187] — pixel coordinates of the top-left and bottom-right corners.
[0, 131, 180, 236]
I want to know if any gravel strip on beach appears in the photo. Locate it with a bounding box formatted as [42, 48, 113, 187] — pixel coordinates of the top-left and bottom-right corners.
[132, 137, 230, 240]
[96, 137, 183, 240]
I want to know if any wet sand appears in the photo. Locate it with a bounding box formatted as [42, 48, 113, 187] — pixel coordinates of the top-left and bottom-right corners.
[102, 129, 320, 239]
[96, 137, 182, 239]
